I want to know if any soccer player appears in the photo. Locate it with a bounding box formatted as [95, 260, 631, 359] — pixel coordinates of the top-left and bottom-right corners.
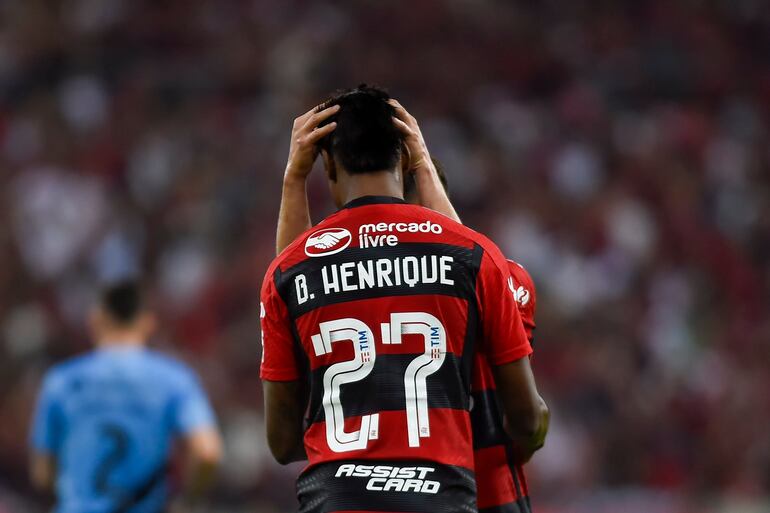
[407, 162, 540, 513]
[276, 104, 541, 513]
[29, 281, 222, 513]
[471, 257, 538, 513]
[261, 85, 549, 512]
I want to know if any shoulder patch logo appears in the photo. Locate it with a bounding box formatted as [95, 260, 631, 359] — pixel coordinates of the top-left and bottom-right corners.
[508, 276, 531, 306]
[305, 228, 352, 257]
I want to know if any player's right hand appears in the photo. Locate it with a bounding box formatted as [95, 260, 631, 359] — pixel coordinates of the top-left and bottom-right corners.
[284, 103, 339, 181]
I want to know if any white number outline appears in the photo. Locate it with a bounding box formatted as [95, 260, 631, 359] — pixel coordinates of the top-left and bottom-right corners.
[311, 312, 447, 452]
[384, 313, 447, 447]
[312, 318, 379, 453]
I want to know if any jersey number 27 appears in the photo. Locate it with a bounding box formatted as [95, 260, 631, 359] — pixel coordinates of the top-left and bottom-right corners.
[311, 312, 447, 453]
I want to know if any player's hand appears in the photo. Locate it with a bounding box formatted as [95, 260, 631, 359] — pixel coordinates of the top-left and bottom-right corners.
[389, 98, 461, 221]
[502, 416, 535, 464]
[284, 103, 340, 182]
[167, 498, 192, 513]
[389, 99, 436, 178]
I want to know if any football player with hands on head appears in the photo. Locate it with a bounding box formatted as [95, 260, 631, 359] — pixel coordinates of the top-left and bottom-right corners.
[262, 86, 548, 513]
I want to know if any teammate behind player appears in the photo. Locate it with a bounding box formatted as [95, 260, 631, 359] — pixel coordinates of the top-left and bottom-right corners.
[261, 86, 548, 513]
[405, 163, 542, 513]
[30, 281, 222, 513]
[276, 101, 545, 512]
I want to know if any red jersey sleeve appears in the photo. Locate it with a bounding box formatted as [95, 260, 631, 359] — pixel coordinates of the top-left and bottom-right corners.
[477, 248, 532, 365]
[259, 268, 301, 381]
[507, 260, 537, 342]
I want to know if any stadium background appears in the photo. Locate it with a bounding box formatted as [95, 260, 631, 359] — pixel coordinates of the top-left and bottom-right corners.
[1, 1, 769, 512]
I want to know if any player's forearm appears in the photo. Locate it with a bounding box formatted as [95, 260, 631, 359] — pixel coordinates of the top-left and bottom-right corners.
[413, 167, 461, 222]
[266, 410, 307, 464]
[276, 440, 307, 465]
[181, 458, 217, 498]
[170, 458, 218, 513]
[276, 174, 313, 254]
[264, 380, 309, 465]
[506, 395, 549, 462]
[492, 358, 549, 462]
[29, 454, 56, 493]
[177, 428, 222, 506]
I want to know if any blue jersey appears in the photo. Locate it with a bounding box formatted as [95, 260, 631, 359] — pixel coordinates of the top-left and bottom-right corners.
[30, 346, 217, 513]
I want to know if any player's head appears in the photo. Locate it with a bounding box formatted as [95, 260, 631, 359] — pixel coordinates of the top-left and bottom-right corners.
[403, 157, 449, 204]
[89, 280, 156, 346]
[316, 85, 405, 206]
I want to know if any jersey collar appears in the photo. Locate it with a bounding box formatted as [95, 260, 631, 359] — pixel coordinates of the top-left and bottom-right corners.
[341, 195, 406, 210]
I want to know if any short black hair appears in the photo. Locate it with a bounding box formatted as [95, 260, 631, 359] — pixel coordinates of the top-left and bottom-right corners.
[100, 280, 143, 324]
[403, 157, 449, 204]
[317, 85, 403, 174]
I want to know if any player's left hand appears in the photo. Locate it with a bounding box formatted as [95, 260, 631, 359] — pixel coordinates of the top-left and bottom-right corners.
[388, 99, 436, 178]
[284, 103, 339, 182]
[167, 498, 191, 513]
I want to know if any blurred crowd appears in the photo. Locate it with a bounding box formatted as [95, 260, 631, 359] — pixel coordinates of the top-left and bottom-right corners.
[1, 1, 769, 512]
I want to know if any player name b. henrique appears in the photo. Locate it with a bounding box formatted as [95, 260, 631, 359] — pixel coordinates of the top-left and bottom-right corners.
[322, 255, 454, 294]
[295, 254, 454, 305]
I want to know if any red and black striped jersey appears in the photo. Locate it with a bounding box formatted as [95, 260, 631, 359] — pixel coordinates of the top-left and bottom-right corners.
[260, 196, 532, 513]
[472, 260, 537, 513]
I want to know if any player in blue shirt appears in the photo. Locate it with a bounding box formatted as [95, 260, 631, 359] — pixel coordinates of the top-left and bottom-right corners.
[29, 281, 222, 513]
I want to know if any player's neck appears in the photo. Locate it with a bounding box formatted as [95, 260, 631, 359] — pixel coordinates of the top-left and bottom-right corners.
[95, 329, 146, 349]
[340, 170, 403, 205]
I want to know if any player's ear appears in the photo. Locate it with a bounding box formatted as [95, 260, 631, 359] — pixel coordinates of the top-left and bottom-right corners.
[321, 149, 337, 182]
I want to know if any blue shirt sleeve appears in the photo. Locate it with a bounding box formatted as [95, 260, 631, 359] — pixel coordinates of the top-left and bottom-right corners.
[30, 372, 64, 454]
[171, 368, 217, 435]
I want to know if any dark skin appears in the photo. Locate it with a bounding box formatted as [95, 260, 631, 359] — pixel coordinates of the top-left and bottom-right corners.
[263, 380, 308, 464]
[264, 100, 549, 465]
[494, 359, 550, 462]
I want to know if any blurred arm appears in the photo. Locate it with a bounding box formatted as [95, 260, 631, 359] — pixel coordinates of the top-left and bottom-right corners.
[170, 370, 223, 508]
[276, 175, 313, 254]
[29, 373, 61, 494]
[176, 427, 222, 503]
[29, 452, 56, 492]
[263, 379, 307, 465]
[493, 357, 550, 463]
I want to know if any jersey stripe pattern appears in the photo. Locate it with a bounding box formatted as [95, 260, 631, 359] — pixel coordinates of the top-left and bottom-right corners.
[472, 261, 537, 513]
[260, 196, 532, 513]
